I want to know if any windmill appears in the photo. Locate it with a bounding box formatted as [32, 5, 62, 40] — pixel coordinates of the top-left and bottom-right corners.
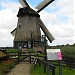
[11, 0, 55, 49]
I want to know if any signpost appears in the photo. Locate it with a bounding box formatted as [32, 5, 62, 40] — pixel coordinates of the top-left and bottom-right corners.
[47, 49, 62, 75]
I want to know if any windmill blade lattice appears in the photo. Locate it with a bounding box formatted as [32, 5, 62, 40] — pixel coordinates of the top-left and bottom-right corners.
[35, 0, 54, 12]
[19, 0, 30, 7]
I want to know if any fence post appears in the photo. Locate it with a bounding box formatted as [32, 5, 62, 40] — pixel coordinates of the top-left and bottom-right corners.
[47, 60, 50, 75]
[39, 60, 41, 67]
[44, 59, 46, 73]
[6, 52, 8, 57]
[30, 52, 31, 64]
[6, 50, 9, 60]
[52, 68, 55, 75]
[18, 51, 20, 64]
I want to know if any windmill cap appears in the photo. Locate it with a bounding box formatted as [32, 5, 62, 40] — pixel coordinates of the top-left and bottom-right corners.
[17, 7, 40, 17]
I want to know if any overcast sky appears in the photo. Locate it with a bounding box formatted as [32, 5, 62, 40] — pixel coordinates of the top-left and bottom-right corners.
[0, 0, 75, 47]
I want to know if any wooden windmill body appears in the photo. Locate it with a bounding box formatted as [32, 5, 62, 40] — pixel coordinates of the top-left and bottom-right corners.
[11, 0, 55, 50]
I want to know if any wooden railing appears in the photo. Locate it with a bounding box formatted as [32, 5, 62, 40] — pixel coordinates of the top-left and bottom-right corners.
[62, 56, 75, 69]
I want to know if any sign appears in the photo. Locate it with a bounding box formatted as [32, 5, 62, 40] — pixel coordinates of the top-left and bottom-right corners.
[47, 49, 62, 60]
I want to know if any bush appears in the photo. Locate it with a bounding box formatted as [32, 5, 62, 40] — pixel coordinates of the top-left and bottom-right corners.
[0, 59, 16, 75]
[61, 46, 75, 58]
[61, 46, 75, 69]
[2, 64, 14, 74]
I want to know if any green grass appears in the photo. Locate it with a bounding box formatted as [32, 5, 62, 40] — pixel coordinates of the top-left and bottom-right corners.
[55, 66, 75, 75]
[30, 64, 47, 75]
[30, 63, 75, 75]
[27, 49, 35, 53]
[6, 49, 18, 53]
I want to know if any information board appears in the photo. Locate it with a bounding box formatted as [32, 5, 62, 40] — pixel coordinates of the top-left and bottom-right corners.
[47, 49, 62, 60]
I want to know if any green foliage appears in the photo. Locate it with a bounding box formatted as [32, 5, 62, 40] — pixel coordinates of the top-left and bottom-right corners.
[61, 46, 75, 58]
[1, 64, 14, 74]
[0, 59, 16, 75]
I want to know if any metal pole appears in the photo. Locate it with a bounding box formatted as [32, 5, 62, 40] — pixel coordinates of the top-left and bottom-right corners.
[44, 35, 47, 73]
[59, 61, 62, 75]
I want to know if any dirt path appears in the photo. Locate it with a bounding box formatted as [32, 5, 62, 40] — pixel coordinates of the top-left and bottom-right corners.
[7, 62, 31, 75]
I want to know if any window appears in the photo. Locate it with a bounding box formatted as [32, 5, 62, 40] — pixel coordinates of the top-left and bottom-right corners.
[19, 25, 21, 28]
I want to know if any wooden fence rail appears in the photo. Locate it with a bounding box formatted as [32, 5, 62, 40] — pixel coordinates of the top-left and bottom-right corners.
[62, 56, 75, 69]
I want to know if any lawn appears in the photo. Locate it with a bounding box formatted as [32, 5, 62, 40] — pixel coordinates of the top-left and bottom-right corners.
[6, 49, 18, 53]
[30, 63, 75, 75]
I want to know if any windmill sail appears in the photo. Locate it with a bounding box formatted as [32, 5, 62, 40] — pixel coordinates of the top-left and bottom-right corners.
[35, 0, 54, 12]
[19, 0, 30, 7]
[39, 19, 54, 42]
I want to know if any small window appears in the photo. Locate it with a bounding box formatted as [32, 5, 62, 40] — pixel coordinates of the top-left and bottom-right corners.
[19, 25, 21, 28]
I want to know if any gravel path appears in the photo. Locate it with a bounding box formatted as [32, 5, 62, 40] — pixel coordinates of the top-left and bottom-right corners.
[7, 62, 31, 75]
